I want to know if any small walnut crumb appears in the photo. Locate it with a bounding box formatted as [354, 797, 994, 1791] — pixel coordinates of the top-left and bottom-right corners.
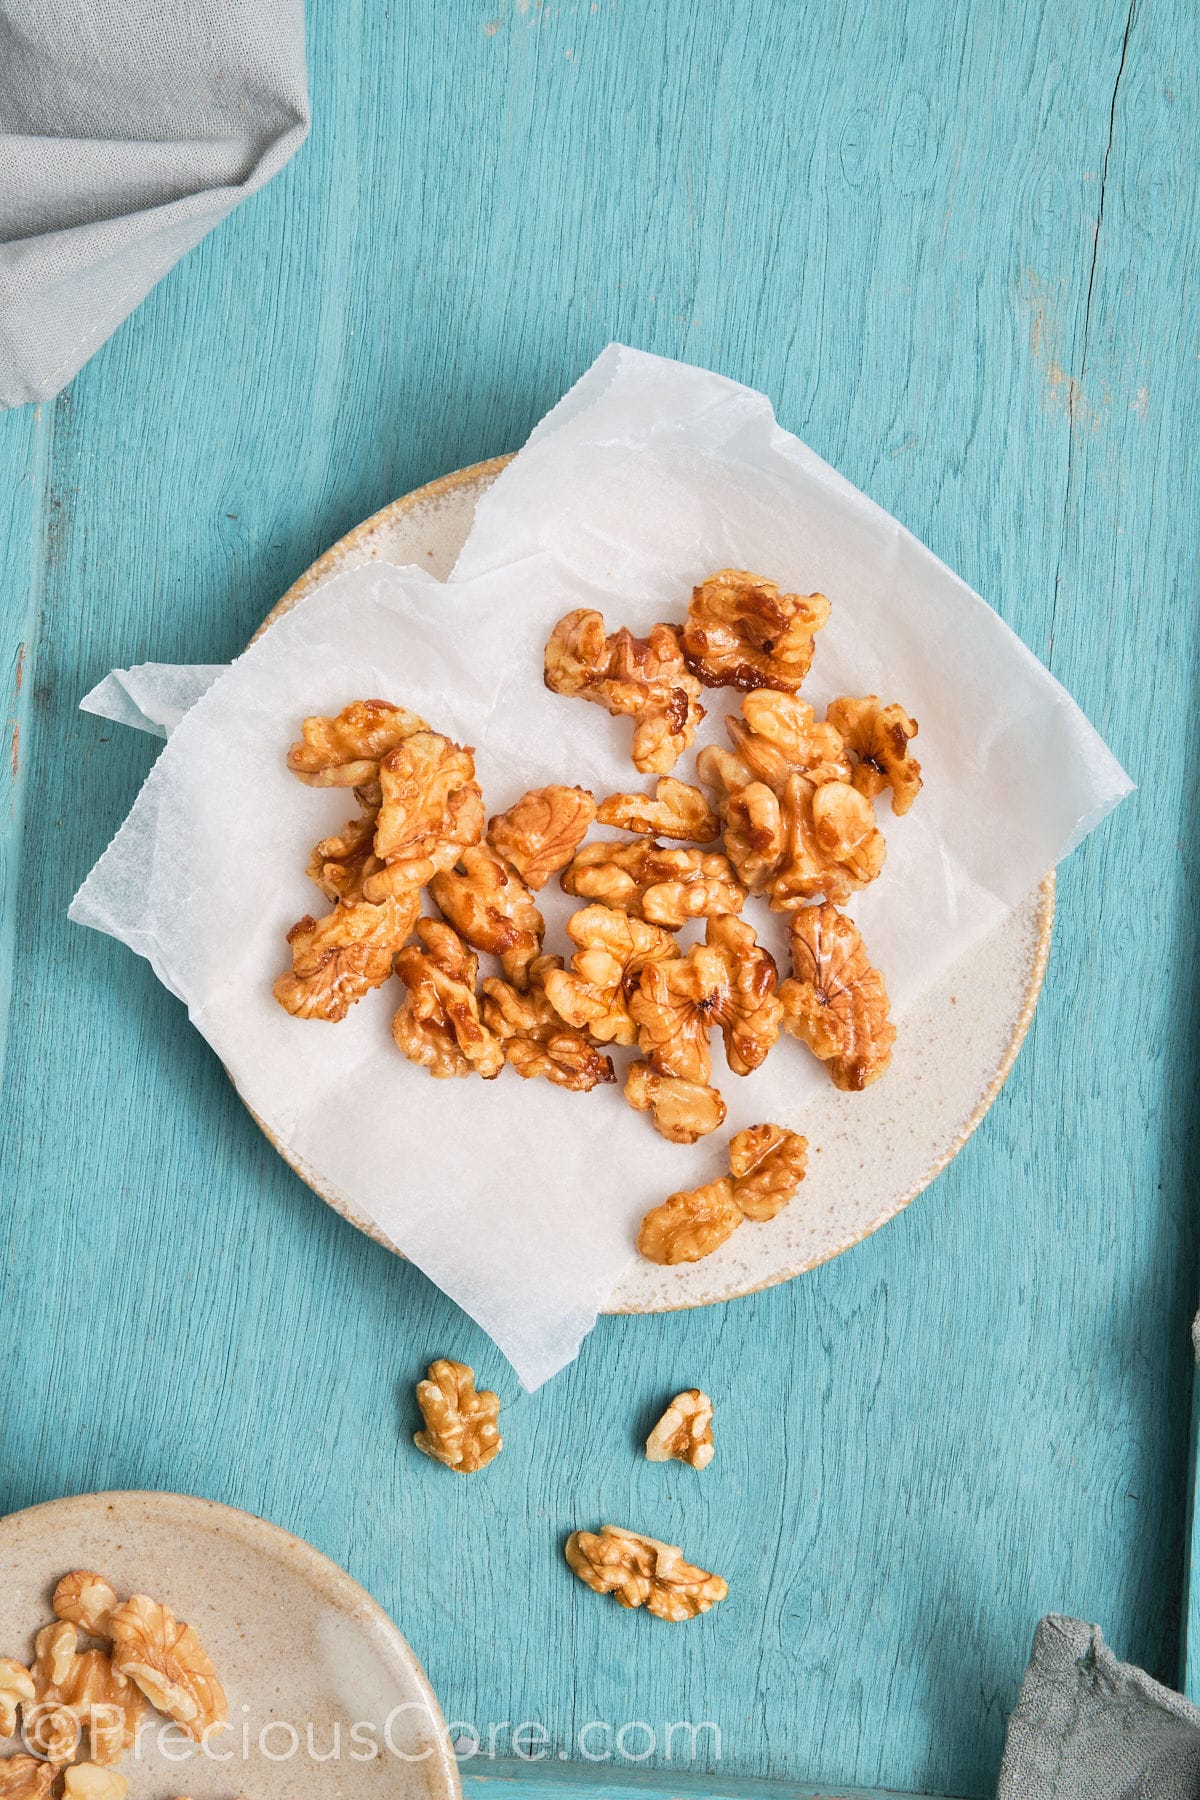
[286, 699, 427, 788]
[624, 1061, 726, 1144]
[827, 695, 922, 814]
[645, 1390, 715, 1469]
[481, 958, 616, 1091]
[430, 843, 545, 989]
[564, 1526, 727, 1620]
[273, 892, 419, 1022]
[682, 569, 830, 691]
[637, 1179, 742, 1265]
[562, 839, 745, 929]
[0, 1658, 34, 1737]
[487, 786, 597, 888]
[109, 1596, 227, 1742]
[544, 609, 704, 774]
[62, 1766, 128, 1800]
[393, 920, 506, 1080]
[414, 1360, 502, 1472]
[728, 1124, 808, 1220]
[0, 1756, 59, 1800]
[779, 903, 895, 1090]
[53, 1572, 119, 1639]
[596, 779, 719, 842]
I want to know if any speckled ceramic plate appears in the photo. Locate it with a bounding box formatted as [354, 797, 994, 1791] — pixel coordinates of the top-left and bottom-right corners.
[254, 460, 1054, 1314]
[0, 1490, 459, 1800]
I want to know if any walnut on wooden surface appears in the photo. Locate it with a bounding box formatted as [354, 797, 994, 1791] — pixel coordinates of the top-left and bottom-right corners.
[363, 731, 485, 898]
[779, 903, 895, 1090]
[728, 1123, 808, 1220]
[486, 785, 597, 889]
[109, 1596, 226, 1743]
[392, 920, 505, 1080]
[596, 778, 719, 843]
[645, 1390, 715, 1469]
[561, 839, 746, 929]
[273, 891, 419, 1022]
[30, 1623, 143, 1764]
[61, 1766, 128, 1800]
[544, 609, 705, 774]
[540, 905, 678, 1047]
[630, 915, 780, 1085]
[827, 695, 922, 815]
[481, 958, 616, 1091]
[564, 1526, 727, 1621]
[286, 699, 427, 788]
[53, 1573, 119, 1640]
[306, 803, 385, 904]
[682, 569, 830, 691]
[0, 1757, 59, 1800]
[429, 844, 545, 989]
[636, 1178, 743, 1265]
[0, 1658, 34, 1738]
[413, 1359, 502, 1472]
[624, 1061, 726, 1144]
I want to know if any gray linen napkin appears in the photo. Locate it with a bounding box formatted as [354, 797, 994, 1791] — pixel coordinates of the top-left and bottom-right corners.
[0, 0, 309, 408]
[999, 1616, 1200, 1798]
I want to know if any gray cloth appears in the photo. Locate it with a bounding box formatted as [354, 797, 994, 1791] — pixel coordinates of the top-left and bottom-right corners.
[0, 0, 309, 408]
[999, 1616, 1200, 1798]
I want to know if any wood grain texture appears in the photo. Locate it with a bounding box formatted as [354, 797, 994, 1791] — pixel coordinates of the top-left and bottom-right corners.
[1, 1, 1198, 1796]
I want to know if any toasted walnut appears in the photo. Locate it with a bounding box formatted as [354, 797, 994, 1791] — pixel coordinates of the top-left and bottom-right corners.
[109, 1596, 226, 1742]
[486, 786, 597, 888]
[827, 695, 922, 815]
[53, 1572, 119, 1640]
[645, 1391, 715, 1469]
[30, 1625, 142, 1765]
[0, 1659, 34, 1737]
[392, 920, 505, 1080]
[631, 915, 780, 1085]
[624, 1061, 726, 1144]
[481, 958, 616, 1091]
[286, 699, 427, 787]
[306, 803, 384, 903]
[637, 1178, 742, 1265]
[0, 1757, 59, 1800]
[779, 903, 895, 1090]
[541, 906, 678, 1047]
[363, 731, 485, 898]
[62, 1767, 128, 1800]
[682, 569, 830, 691]
[728, 1123, 808, 1220]
[565, 1526, 727, 1621]
[429, 844, 545, 988]
[728, 689, 851, 788]
[596, 779, 718, 843]
[414, 1359, 501, 1472]
[273, 891, 419, 1022]
[562, 839, 745, 929]
[544, 610, 705, 774]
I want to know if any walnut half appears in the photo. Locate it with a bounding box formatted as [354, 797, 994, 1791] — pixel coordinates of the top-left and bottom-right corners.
[109, 1596, 226, 1743]
[0, 1658, 34, 1737]
[414, 1360, 501, 1472]
[778, 903, 895, 1090]
[683, 569, 830, 691]
[596, 779, 718, 843]
[565, 1526, 727, 1621]
[645, 1391, 715, 1469]
[544, 609, 704, 774]
[0, 1757, 60, 1800]
[638, 1122, 808, 1264]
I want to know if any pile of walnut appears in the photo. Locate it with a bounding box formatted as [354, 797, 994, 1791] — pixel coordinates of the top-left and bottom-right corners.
[0, 1573, 226, 1800]
[274, 569, 921, 1266]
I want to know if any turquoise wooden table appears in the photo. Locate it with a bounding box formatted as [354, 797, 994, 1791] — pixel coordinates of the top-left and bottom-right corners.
[2, 2, 1198, 1796]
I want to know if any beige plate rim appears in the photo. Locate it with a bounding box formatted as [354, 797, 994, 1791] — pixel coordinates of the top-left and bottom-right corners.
[248, 459, 1056, 1315]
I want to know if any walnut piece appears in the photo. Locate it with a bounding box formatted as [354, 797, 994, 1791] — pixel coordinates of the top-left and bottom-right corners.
[561, 839, 746, 929]
[273, 892, 419, 1022]
[62, 1767, 128, 1800]
[0, 1658, 34, 1737]
[624, 1061, 726, 1144]
[53, 1572, 119, 1639]
[636, 1178, 743, 1264]
[393, 920, 505, 1079]
[0, 1757, 59, 1800]
[486, 786, 596, 888]
[306, 803, 384, 903]
[544, 609, 704, 774]
[728, 689, 851, 788]
[728, 1123, 808, 1220]
[630, 914, 780, 1085]
[827, 695, 922, 815]
[429, 844, 545, 989]
[682, 569, 830, 691]
[363, 731, 485, 898]
[596, 779, 718, 843]
[541, 905, 678, 1047]
[30, 1623, 143, 1764]
[481, 958, 616, 1091]
[645, 1390, 715, 1469]
[109, 1595, 226, 1742]
[779, 903, 895, 1090]
[414, 1359, 501, 1472]
[286, 699, 427, 787]
[564, 1526, 727, 1621]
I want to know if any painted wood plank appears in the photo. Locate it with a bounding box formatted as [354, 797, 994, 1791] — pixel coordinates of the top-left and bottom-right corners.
[0, 2, 1198, 1797]
[463, 1759, 957, 1798]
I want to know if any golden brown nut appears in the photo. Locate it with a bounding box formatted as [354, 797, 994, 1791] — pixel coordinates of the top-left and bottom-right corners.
[286, 699, 427, 787]
[481, 958, 616, 1091]
[429, 844, 545, 989]
[62, 1766, 128, 1800]
[0, 1658, 34, 1738]
[778, 903, 895, 1090]
[624, 1061, 726, 1144]
[637, 1178, 743, 1264]
[544, 609, 705, 775]
[728, 689, 851, 788]
[682, 569, 830, 691]
[702, 914, 783, 1075]
[30, 1624, 143, 1764]
[109, 1595, 226, 1743]
[645, 1390, 715, 1469]
[596, 779, 719, 843]
[541, 906, 679, 1047]
[273, 891, 420, 1022]
[486, 786, 597, 889]
[561, 839, 745, 929]
[53, 1572, 119, 1639]
[728, 1123, 808, 1220]
[0, 1756, 60, 1800]
[414, 1359, 501, 1472]
[364, 731, 485, 897]
[306, 803, 385, 903]
[630, 915, 780, 1085]
[392, 920, 505, 1080]
[564, 1527, 727, 1620]
[827, 695, 922, 815]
